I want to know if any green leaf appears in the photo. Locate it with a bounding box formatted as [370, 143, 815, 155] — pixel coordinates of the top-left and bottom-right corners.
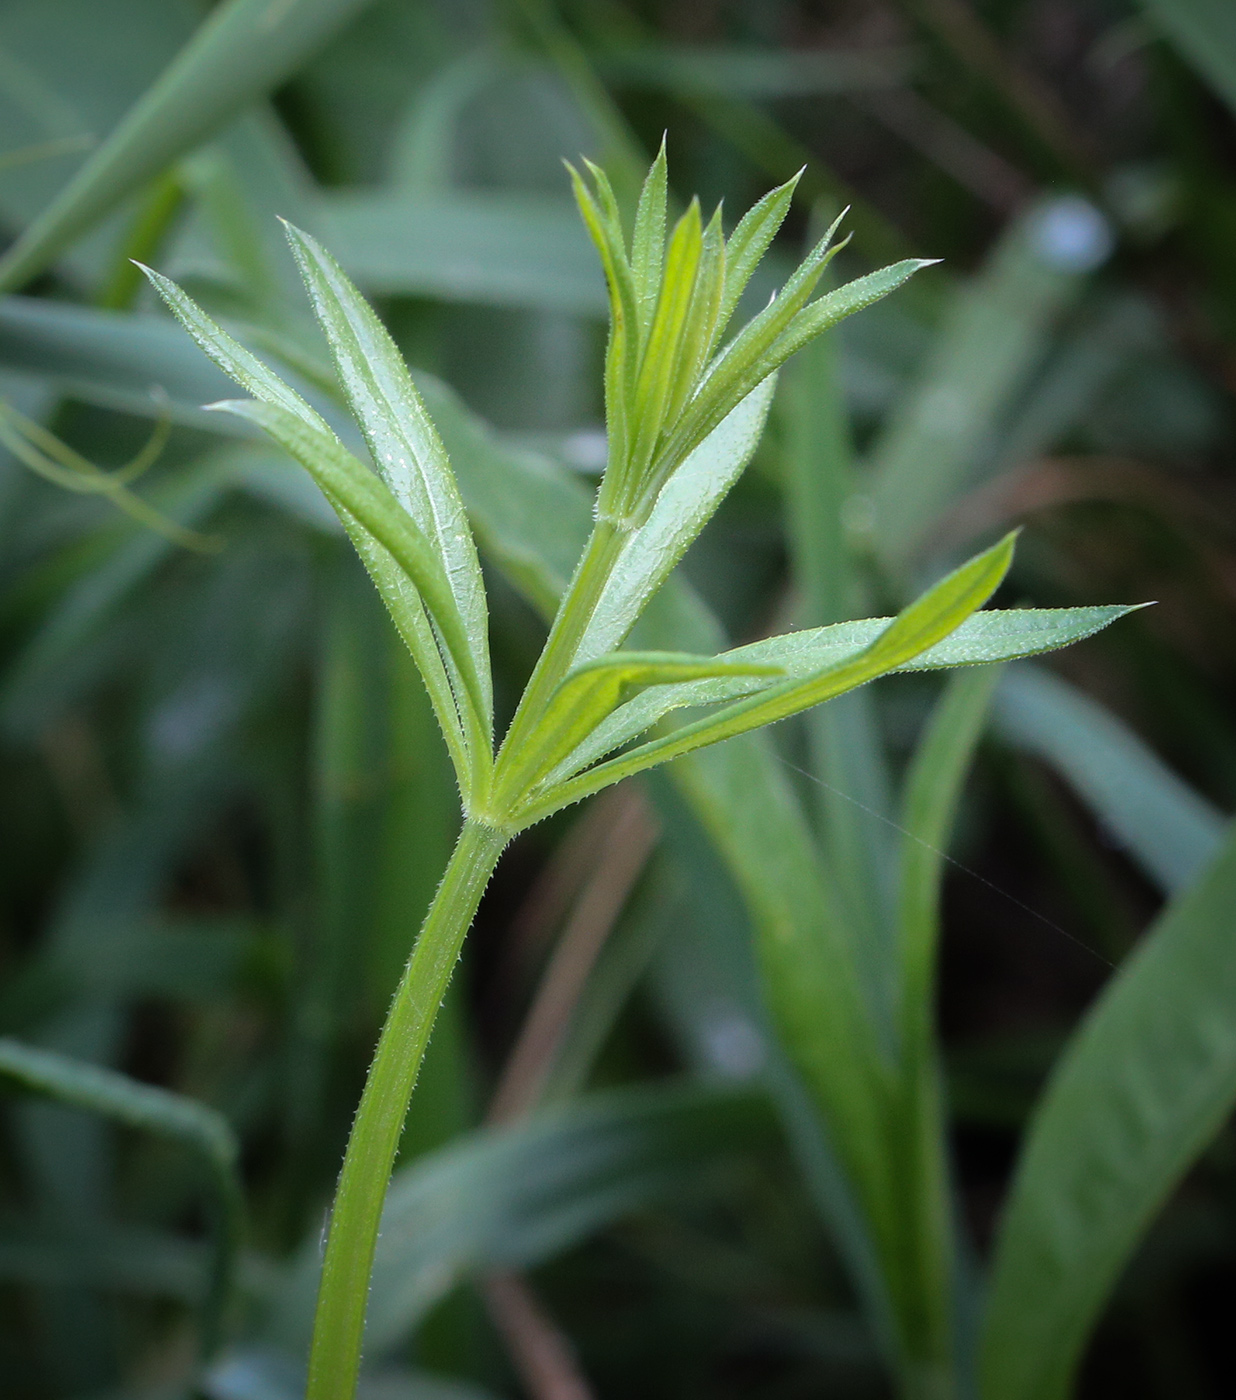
[314, 188, 605, 315]
[0, 0, 381, 292]
[574, 374, 778, 666]
[281, 221, 492, 739]
[994, 664, 1226, 895]
[669, 255, 929, 475]
[782, 331, 897, 1045]
[1136, 0, 1236, 120]
[138, 265, 486, 793]
[267, 1082, 777, 1356]
[630, 138, 669, 334]
[533, 600, 1137, 816]
[627, 198, 705, 485]
[494, 649, 782, 802]
[0, 295, 238, 429]
[898, 667, 1002, 1044]
[570, 160, 639, 488]
[0, 1037, 241, 1359]
[885, 668, 1003, 1374]
[0, 447, 239, 736]
[980, 818, 1236, 1400]
[717, 169, 802, 331]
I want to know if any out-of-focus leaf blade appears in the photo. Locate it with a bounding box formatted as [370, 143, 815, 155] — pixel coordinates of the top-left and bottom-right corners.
[0, 0, 381, 292]
[0, 295, 238, 428]
[266, 1082, 777, 1357]
[980, 820, 1236, 1400]
[994, 665, 1227, 895]
[314, 189, 605, 315]
[1137, 0, 1236, 120]
[600, 43, 913, 98]
[0, 1037, 241, 1356]
[867, 196, 1112, 572]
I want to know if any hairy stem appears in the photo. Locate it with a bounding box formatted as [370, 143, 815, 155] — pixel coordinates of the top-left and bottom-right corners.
[306, 818, 509, 1400]
[495, 518, 624, 780]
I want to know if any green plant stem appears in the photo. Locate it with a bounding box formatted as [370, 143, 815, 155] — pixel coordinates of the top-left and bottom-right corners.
[496, 519, 624, 773]
[306, 818, 509, 1400]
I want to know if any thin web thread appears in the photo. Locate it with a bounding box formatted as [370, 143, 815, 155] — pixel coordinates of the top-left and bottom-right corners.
[780, 758, 1116, 971]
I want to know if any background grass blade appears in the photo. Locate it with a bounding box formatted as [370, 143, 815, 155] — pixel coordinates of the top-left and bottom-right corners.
[0, 0, 381, 293]
[1137, 0, 1236, 120]
[994, 665, 1227, 895]
[0, 1036, 242, 1360]
[267, 1082, 777, 1359]
[866, 196, 1111, 574]
[980, 819, 1236, 1400]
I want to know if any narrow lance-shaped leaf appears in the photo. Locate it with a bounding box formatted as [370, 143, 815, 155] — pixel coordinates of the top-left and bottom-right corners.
[630, 139, 669, 339]
[626, 199, 705, 499]
[139, 263, 478, 790]
[717, 169, 804, 331]
[669, 257, 932, 470]
[981, 818, 1236, 1400]
[513, 533, 1020, 823]
[281, 220, 493, 741]
[493, 650, 783, 804]
[547, 605, 1135, 803]
[569, 162, 638, 494]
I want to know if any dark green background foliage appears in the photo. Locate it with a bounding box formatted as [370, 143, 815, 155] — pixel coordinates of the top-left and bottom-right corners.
[0, 2, 1234, 1398]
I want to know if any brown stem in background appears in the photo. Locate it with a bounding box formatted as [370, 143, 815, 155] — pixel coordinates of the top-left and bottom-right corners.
[489, 785, 658, 1123]
[481, 785, 659, 1399]
[483, 1271, 596, 1400]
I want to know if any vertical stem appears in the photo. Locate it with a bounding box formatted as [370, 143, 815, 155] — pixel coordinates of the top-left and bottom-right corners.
[498, 520, 623, 765]
[306, 819, 509, 1400]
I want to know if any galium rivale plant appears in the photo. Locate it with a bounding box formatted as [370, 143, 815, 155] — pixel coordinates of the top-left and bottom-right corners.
[141, 148, 1134, 1399]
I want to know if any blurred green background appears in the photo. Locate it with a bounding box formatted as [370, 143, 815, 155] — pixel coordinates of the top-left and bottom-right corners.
[1, 1, 1234, 1397]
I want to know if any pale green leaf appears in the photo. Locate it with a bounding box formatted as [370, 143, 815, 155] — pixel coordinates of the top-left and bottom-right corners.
[214, 398, 479, 789]
[282, 221, 492, 737]
[574, 375, 778, 667]
[314, 188, 605, 315]
[514, 534, 1021, 820]
[494, 650, 782, 802]
[552, 605, 1137, 798]
[717, 169, 802, 331]
[670, 255, 928, 472]
[139, 265, 482, 788]
[630, 138, 668, 333]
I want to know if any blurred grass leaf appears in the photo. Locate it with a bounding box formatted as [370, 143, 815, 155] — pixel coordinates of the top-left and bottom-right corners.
[1137, 0, 1236, 120]
[867, 196, 1111, 573]
[268, 1081, 777, 1357]
[994, 665, 1227, 895]
[981, 818, 1236, 1400]
[0, 1036, 241, 1358]
[0, 0, 381, 292]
